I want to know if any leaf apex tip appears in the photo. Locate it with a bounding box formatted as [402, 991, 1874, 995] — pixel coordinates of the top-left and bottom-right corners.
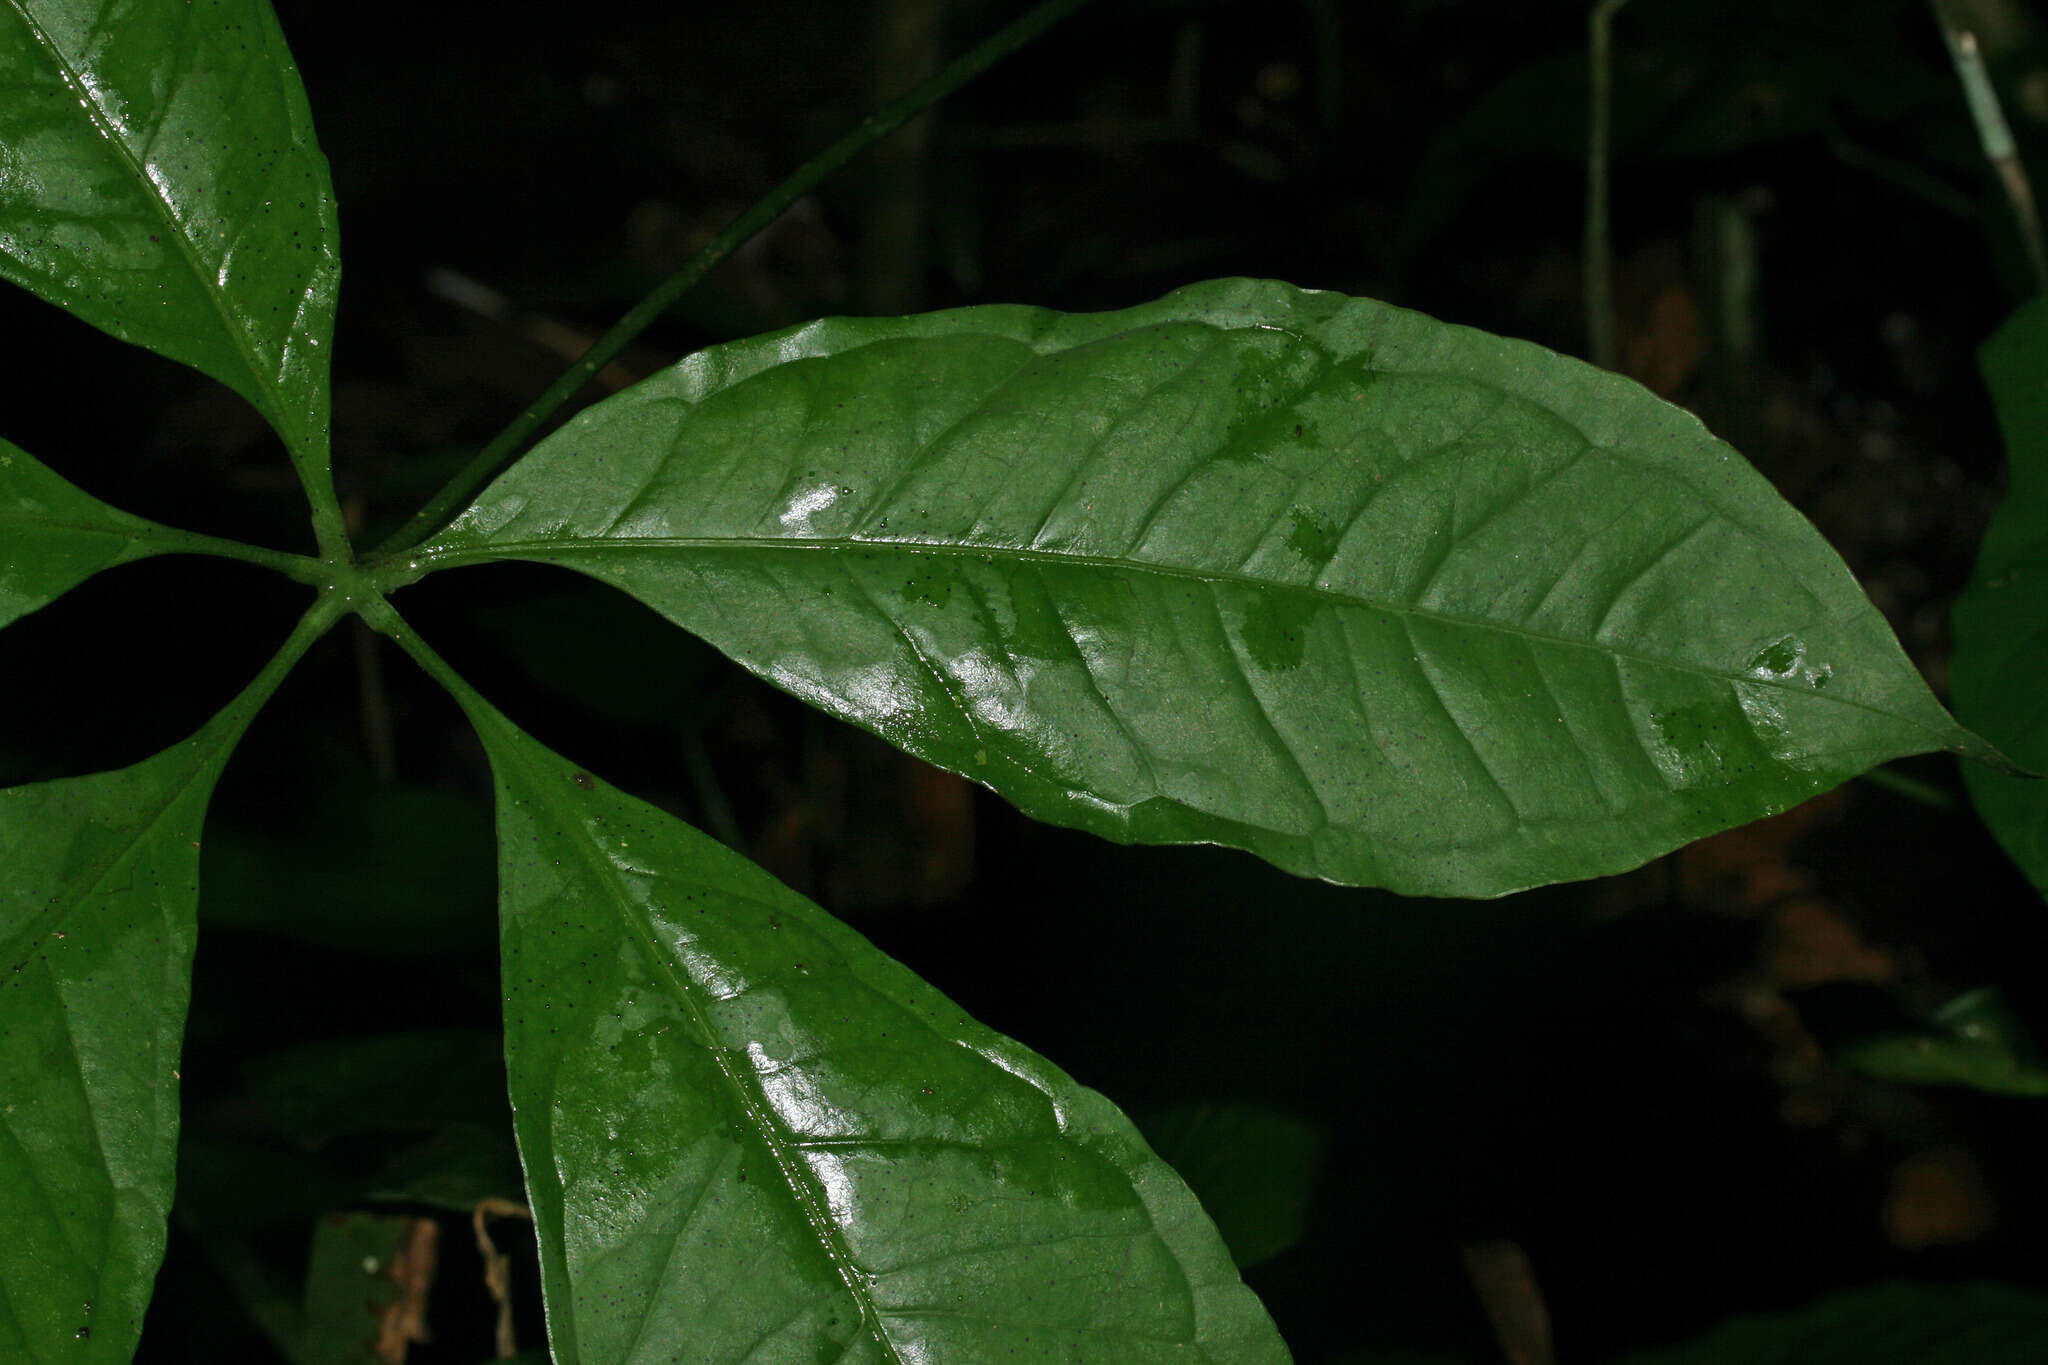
[1954, 729, 2038, 779]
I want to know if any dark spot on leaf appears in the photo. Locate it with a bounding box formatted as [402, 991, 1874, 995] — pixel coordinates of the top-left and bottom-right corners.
[572, 771, 594, 790]
[1240, 592, 1314, 671]
[1284, 509, 1339, 566]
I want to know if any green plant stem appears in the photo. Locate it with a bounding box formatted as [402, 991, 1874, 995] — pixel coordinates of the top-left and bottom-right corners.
[371, 0, 1097, 562]
[152, 526, 328, 585]
[366, 597, 490, 722]
[278, 414, 351, 566]
[173, 1211, 310, 1365]
[681, 729, 745, 848]
[1585, 0, 1633, 370]
[304, 468, 353, 567]
[196, 593, 352, 758]
[1823, 120, 1978, 222]
[1857, 762, 1957, 811]
[1931, 1, 2048, 294]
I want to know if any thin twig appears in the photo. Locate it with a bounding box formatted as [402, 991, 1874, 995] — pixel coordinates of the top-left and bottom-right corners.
[862, 0, 946, 315]
[1823, 123, 1977, 222]
[1585, 0, 1634, 370]
[372, 0, 1097, 561]
[472, 1197, 532, 1360]
[1856, 763, 1957, 811]
[1463, 1238, 1555, 1365]
[1931, 2, 2048, 294]
[353, 617, 398, 782]
[682, 731, 746, 849]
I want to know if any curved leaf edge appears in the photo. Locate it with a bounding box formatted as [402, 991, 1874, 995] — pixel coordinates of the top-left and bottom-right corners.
[1955, 296, 2048, 896]
[0, 438, 323, 630]
[0, 0, 344, 527]
[0, 602, 338, 1362]
[369, 605, 1290, 1364]
[410, 279, 1997, 897]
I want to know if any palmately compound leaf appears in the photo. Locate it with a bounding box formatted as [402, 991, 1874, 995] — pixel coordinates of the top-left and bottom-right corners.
[437, 674, 1288, 1364]
[0, 719, 240, 1361]
[1954, 298, 2048, 898]
[414, 278, 1987, 897]
[0, 0, 340, 489]
[0, 437, 197, 629]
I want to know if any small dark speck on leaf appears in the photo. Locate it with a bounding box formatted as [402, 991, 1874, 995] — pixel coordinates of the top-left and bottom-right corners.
[572, 771, 594, 790]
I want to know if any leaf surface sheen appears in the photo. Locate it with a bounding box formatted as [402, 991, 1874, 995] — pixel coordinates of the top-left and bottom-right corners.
[0, 0, 339, 481]
[424, 279, 1976, 897]
[455, 692, 1288, 1365]
[1954, 297, 2048, 897]
[0, 712, 242, 1362]
[1840, 988, 2048, 1098]
[0, 437, 185, 628]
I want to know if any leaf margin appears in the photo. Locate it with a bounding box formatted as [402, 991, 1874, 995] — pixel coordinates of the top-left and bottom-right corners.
[371, 603, 1293, 1365]
[400, 277, 1998, 898]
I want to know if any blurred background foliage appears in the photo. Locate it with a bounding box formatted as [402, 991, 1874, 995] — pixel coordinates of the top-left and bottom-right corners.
[5, 0, 2048, 1359]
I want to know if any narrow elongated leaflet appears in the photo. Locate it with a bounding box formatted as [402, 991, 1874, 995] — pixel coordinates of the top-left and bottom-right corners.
[1954, 298, 2048, 896]
[415, 278, 1988, 897]
[0, 438, 178, 628]
[0, 749, 213, 1363]
[401, 630, 1289, 1364]
[0, 605, 334, 1364]
[0, 438, 310, 628]
[0, 0, 341, 541]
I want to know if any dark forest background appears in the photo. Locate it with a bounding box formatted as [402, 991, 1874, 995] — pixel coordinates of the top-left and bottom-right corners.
[5, 1, 2048, 1360]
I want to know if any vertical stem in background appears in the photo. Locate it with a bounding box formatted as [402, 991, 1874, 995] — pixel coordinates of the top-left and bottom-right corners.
[1585, 0, 1633, 370]
[1695, 193, 1761, 457]
[1931, 3, 2048, 295]
[681, 731, 745, 849]
[371, 0, 1097, 561]
[1167, 20, 1204, 130]
[863, 0, 946, 315]
[1303, 0, 1344, 134]
[354, 618, 398, 782]
[1857, 763, 1958, 810]
[1462, 1239, 1555, 1365]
